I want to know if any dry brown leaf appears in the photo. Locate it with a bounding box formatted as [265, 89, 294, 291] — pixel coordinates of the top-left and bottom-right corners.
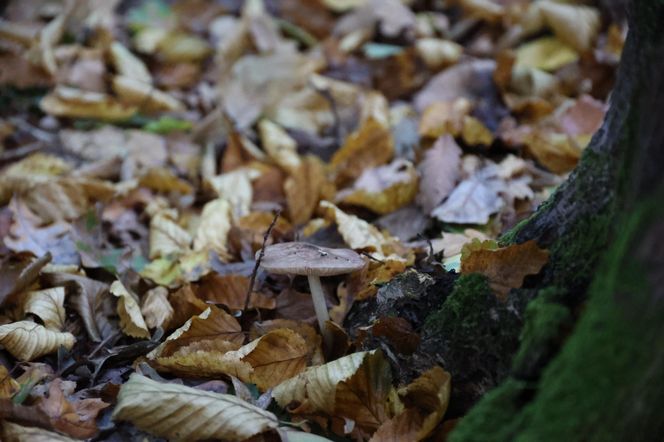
[416, 135, 462, 214]
[330, 118, 394, 187]
[285, 155, 331, 225]
[38, 378, 109, 439]
[461, 240, 549, 300]
[274, 350, 395, 431]
[140, 286, 173, 329]
[196, 274, 276, 311]
[418, 99, 471, 139]
[250, 318, 323, 365]
[0, 364, 20, 399]
[337, 159, 418, 215]
[109, 281, 150, 339]
[371, 366, 451, 441]
[151, 327, 307, 390]
[521, 129, 583, 174]
[1, 421, 78, 442]
[166, 284, 209, 330]
[113, 373, 279, 441]
[371, 317, 420, 355]
[22, 287, 66, 331]
[138, 167, 194, 194]
[0, 321, 75, 361]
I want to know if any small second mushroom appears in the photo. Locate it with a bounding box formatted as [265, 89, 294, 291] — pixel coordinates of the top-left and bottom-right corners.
[259, 242, 365, 348]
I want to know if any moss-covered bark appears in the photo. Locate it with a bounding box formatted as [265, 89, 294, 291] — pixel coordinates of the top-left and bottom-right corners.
[446, 0, 664, 439]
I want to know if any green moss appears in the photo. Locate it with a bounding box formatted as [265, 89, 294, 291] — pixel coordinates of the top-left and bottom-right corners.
[511, 287, 572, 377]
[424, 274, 521, 394]
[448, 379, 532, 442]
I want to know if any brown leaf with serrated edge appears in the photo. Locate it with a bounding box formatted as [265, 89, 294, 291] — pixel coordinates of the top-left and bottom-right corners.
[331, 118, 394, 187]
[195, 274, 276, 311]
[38, 379, 109, 439]
[371, 366, 451, 442]
[461, 240, 549, 300]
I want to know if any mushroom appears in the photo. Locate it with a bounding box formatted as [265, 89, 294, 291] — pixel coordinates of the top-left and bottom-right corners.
[259, 242, 365, 347]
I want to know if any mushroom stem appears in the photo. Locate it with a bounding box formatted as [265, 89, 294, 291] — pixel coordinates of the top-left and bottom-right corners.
[307, 274, 332, 347]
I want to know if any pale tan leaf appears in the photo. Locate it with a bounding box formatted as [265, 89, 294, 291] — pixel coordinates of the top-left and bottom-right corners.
[112, 373, 279, 441]
[207, 168, 261, 218]
[0, 321, 75, 361]
[415, 38, 462, 69]
[258, 119, 301, 173]
[140, 286, 173, 329]
[538, 1, 600, 53]
[193, 198, 232, 257]
[149, 210, 192, 259]
[22, 287, 66, 331]
[1, 421, 77, 442]
[138, 168, 194, 194]
[110, 281, 150, 339]
[109, 41, 152, 84]
[112, 75, 183, 113]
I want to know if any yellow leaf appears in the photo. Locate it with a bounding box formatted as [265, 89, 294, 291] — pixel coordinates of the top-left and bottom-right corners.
[110, 281, 150, 339]
[40, 87, 137, 121]
[140, 286, 173, 329]
[112, 373, 279, 441]
[157, 32, 211, 63]
[0, 153, 71, 204]
[331, 118, 394, 187]
[0, 364, 20, 399]
[22, 287, 66, 331]
[418, 99, 471, 139]
[338, 160, 418, 215]
[515, 37, 578, 72]
[0, 321, 75, 361]
[285, 155, 331, 225]
[522, 129, 582, 174]
[461, 116, 494, 146]
[139, 167, 194, 194]
[109, 41, 152, 84]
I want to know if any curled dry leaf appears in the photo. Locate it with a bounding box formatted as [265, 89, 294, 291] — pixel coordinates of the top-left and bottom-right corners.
[461, 239, 549, 301]
[0, 321, 75, 361]
[416, 135, 462, 214]
[338, 159, 418, 215]
[537, 1, 600, 53]
[109, 41, 152, 84]
[259, 119, 301, 173]
[112, 373, 279, 441]
[110, 281, 150, 339]
[330, 118, 394, 187]
[140, 286, 173, 329]
[150, 326, 307, 390]
[112, 75, 183, 113]
[22, 287, 66, 331]
[37, 378, 109, 439]
[371, 366, 451, 442]
[273, 350, 394, 430]
[1, 421, 78, 442]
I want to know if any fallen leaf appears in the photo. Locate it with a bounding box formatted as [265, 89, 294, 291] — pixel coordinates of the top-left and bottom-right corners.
[138, 167, 194, 194]
[112, 75, 183, 113]
[22, 287, 66, 331]
[0, 321, 75, 361]
[259, 119, 301, 173]
[166, 283, 208, 330]
[337, 159, 418, 215]
[538, 1, 600, 53]
[140, 286, 173, 329]
[331, 118, 394, 187]
[195, 273, 276, 311]
[38, 378, 109, 439]
[285, 155, 331, 225]
[515, 37, 578, 72]
[148, 210, 192, 259]
[40, 87, 137, 121]
[110, 280, 150, 339]
[207, 168, 261, 218]
[0, 364, 20, 399]
[461, 240, 549, 300]
[109, 41, 152, 84]
[371, 317, 420, 355]
[112, 373, 279, 440]
[431, 167, 505, 225]
[416, 136, 462, 214]
[1, 421, 77, 442]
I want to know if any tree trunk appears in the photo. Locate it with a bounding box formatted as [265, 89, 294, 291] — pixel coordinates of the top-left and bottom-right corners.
[444, 0, 664, 439]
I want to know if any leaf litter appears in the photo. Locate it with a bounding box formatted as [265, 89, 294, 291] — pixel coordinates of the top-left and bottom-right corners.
[0, 0, 621, 440]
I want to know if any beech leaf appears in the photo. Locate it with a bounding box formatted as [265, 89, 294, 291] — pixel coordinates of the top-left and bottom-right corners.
[0, 321, 75, 361]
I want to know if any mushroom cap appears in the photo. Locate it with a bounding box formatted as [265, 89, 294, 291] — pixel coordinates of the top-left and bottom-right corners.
[259, 242, 365, 276]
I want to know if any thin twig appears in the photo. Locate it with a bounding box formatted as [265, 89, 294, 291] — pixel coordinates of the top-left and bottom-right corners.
[243, 209, 281, 312]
